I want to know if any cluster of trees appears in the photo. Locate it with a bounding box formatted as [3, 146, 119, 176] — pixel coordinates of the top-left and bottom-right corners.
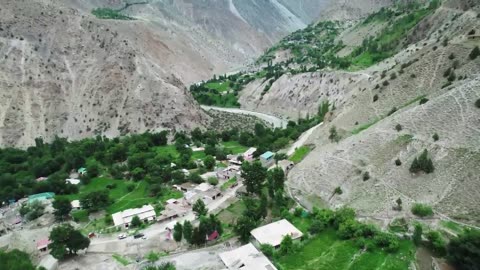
[173, 200, 222, 246]
[308, 207, 401, 252]
[19, 201, 45, 221]
[410, 149, 434, 174]
[234, 165, 289, 243]
[0, 131, 168, 203]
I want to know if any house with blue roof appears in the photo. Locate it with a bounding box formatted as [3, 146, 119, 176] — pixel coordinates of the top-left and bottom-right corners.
[28, 192, 55, 204]
[260, 151, 275, 167]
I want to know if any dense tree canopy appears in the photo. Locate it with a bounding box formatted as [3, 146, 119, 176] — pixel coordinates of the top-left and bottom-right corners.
[49, 224, 90, 259]
[0, 249, 36, 270]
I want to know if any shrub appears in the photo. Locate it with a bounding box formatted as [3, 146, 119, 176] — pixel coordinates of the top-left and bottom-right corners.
[294, 207, 303, 217]
[395, 124, 402, 131]
[475, 99, 480, 108]
[126, 184, 135, 192]
[329, 126, 340, 143]
[447, 71, 456, 82]
[334, 187, 343, 195]
[373, 94, 379, 102]
[410, 149, 434, 174]
[260, 244, 275, 258]
[207, 177, 218, 186]
[131, 216, 142, 227]
[426, 231, 447, 256]
[448, 53, 455, 60]
[432, 133, 439, 141]
[382, 80, 389, 86]
[447, 230, 480, 270]
[390, 72, 397, 80]
[387, 107, 397, 116]
[419, 97, 429, 104]
[411, 203, 434, 217]
[362, 171, 370, 181]
[395, 159, 402, 166]
[469, 46, 480, 60]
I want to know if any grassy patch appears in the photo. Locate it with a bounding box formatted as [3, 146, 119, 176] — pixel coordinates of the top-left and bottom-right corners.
[222, 141, 249, 154]
[58, 177, 129, 201]
[112, 254, 130, 266]
[71, 209, 89, 223]
[220, 177, 237, 191]
[275, 229, 415, 270]
[91, 8, 133, 20]
[351, 117, 382, 135]
[155, 145, 180, 159]
[289, 146, 311, 163]
[205, 81, 231, 92]
[146, 251, 168, 262]
[440, 220, 466, 234]
[394, 134, 414, 145]
[217, 200, 245, 224]
[192, 150, 206, 160]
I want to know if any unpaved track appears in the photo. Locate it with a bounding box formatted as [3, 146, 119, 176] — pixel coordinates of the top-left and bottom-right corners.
[287, 122, 323, 155]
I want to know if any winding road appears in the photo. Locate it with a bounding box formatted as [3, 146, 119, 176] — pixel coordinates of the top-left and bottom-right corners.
[201, 105, 288, 128]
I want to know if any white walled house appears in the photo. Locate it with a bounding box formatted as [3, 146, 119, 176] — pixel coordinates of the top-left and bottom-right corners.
[112, 205, 156, 228]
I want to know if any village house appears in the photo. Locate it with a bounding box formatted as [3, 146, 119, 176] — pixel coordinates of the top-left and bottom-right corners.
[219, 243, 277, 270]
[227, 154, 242, 166]
[250, 219, 303, 248]
[243, 147, 257, 161]
[174, 182, 197, 192]
[36, 238, 51, 252]
[260, 151, 275, 167]
[216, 165, 241, 181]
[157, 199, 189, 223]
[65, 178, 81, 185]
[71, 200, 80, 210]
[28, 192, 55, 204]
[112, 204, 156, 228]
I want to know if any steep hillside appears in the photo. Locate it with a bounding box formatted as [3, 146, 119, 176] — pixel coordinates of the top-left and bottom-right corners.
[0, 0, 325, 147]
[191, 0, 480, 225]
[283, 5, 480, 224]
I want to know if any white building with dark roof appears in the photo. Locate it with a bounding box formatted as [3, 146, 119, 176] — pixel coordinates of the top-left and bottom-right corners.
[219, 243, 277, 270]
[250, 219, 303, 247]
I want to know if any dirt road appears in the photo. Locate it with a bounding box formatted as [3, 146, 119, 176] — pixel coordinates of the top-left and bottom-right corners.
[201, 105, 288, 128]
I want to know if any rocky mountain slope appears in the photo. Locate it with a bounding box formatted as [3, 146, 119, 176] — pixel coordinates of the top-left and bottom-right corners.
[236, 1, 480, 224]
[0, 0, 324, 147]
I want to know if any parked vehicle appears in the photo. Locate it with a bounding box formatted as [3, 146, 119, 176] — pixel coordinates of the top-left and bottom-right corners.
[118, 234, 127, 240]
[133, 233, 145, 239]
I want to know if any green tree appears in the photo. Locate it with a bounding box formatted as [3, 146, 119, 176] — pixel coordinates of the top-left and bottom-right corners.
[19, 201, 45, 221]
[469, 46, 480, 60]
[130, 215, 142, 227]
[193, 199, 208, 217]
[131, 167, 146, 181]
[260, 244, 275, 258]
[49, 224, 90, 259]
[183, 220, 193, 244]
[234, 215, 257, 243]
[447, 229, 480, 270]
[52, 197, 72, 221]
[173, 222, 183, 242]
[203, 155, 216, 170]
[0, 249, 35, 270]
[413, 223, 423, 246]
[241, 161, 267, 195]
[80, 190, 111, 212]
[279, 235, 294, 255]
[329, 126, 340, 142]
[426, 230, 446, 256]
[85, 160, 100, 178]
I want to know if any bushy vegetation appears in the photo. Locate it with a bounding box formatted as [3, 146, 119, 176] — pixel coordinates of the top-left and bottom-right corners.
[0, 249, 36, 270]
[49, 224, 90, 259]
[447, 229, 480, 270]
[410, 149, 434, 174]
[91, 8, 133, 20]
[256, 1, 438, 71]
[411, 203, 433, 217]
[469, 46, 480, 60]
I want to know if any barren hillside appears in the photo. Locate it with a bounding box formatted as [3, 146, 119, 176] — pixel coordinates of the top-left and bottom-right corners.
[0, 0, 325, 147]
[235, 2, 480, 224]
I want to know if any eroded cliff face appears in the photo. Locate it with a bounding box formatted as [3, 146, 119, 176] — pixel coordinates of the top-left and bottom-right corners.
[0, 0, 327, 147]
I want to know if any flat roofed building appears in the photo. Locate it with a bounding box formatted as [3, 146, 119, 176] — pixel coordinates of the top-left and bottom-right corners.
[112, 204, 156, 228]
[250, 219, 303, 247]
[71, 200, 80, 209]
[219, 243, 277, 270]
[243, 147, 257, 161]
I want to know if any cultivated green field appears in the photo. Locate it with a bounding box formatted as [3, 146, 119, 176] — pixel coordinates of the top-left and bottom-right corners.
[276, 229, 415, 270]
[58, 177, 182, 215]
[205, 81, 231, 92]
[221, 141, 249, 154]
